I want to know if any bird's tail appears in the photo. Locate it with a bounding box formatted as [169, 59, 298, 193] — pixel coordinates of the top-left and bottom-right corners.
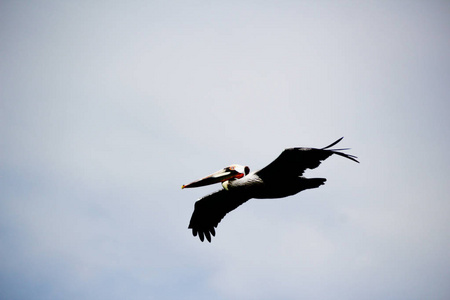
[306, 178, 327, 189]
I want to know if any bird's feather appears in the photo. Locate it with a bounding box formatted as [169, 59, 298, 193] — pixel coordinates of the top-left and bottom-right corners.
[188, 189, 251, 242]
[256, 137, 358, 181]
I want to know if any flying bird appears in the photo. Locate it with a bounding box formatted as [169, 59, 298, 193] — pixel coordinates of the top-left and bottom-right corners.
[182, 137, 359, 242]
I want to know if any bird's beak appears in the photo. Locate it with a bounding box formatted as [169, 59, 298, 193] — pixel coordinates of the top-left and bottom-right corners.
[182, 166, 245, 189]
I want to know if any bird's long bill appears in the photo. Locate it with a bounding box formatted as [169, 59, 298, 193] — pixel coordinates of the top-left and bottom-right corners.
[182, 168, 239, 189]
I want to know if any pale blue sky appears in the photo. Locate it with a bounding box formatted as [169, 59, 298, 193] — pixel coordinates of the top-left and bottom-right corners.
[1, 1, 450, 299]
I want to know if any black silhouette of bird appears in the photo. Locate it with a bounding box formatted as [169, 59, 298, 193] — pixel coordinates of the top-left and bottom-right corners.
[182, 137, 358, 242]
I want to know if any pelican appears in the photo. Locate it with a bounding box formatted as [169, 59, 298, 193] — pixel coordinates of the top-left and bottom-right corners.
[182, 137, 359, 242]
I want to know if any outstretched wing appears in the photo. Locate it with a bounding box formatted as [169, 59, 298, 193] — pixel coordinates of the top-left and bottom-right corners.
[188, 189, 251, 242]
[256, 137, 359, 180]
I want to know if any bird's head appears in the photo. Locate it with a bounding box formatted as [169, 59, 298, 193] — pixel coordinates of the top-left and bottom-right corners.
[182, 164, 250, 189]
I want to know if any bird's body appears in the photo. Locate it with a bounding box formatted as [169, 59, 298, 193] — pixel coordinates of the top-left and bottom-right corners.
[182, 137, 358, 242]
[226, 171, 326, 199]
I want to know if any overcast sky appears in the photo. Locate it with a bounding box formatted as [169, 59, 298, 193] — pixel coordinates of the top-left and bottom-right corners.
[1, 1, 450, 299]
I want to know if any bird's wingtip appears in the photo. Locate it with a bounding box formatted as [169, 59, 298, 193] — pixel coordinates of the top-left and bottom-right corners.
[322, 137, 344, 150]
